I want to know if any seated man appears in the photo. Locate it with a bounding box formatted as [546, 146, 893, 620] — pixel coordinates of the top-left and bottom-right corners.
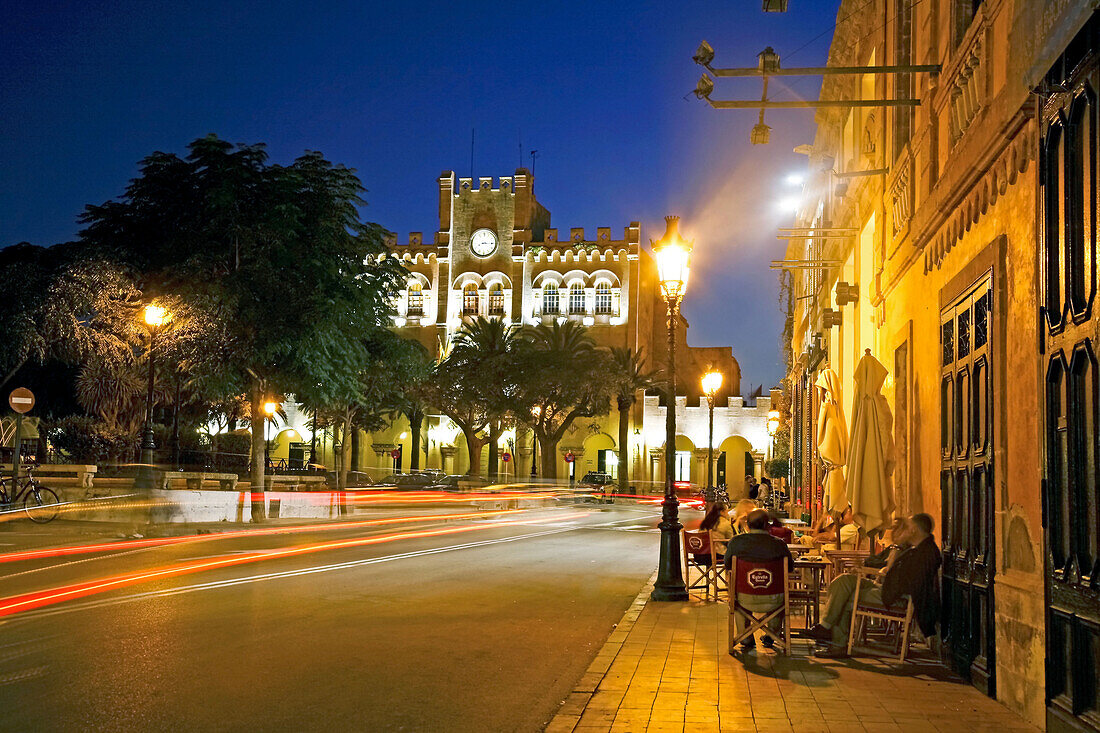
[724, 509, 795, 651]
[809, 513, 942, 657]
[800, 505, 859, 549]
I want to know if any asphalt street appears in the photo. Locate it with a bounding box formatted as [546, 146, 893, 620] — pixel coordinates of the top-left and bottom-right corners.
[0, 502, 668, 732]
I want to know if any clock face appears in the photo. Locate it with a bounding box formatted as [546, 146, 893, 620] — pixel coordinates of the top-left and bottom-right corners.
[469, 228, 498, 257]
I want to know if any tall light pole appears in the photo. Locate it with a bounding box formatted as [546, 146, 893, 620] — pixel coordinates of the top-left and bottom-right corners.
[702, 369, 723, 491]
[651, 215, 692, 602]
[136, 304, 169, 490]
[530, 406, 541, 478]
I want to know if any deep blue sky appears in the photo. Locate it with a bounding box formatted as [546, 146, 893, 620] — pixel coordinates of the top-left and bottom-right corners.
[1, 0, 841, 392]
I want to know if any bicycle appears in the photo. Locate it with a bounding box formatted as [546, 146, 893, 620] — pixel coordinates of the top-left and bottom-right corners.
[0, 465, 61, 523]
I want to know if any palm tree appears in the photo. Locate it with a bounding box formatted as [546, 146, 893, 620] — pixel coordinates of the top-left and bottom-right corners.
[517, 320, 611, 478]
[609, 347, 655, 495]
[447, 316, 517, 476]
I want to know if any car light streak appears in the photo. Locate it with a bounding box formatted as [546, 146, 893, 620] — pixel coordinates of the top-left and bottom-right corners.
[0, 509, 527, 564]
[0, 512, 590, 618]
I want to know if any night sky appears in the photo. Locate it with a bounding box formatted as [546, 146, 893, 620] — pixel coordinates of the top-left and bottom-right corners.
[1, 1, 841, 391]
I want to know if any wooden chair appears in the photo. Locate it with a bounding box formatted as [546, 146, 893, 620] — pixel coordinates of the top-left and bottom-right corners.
[846, 567, 916, 661]
[727, 557, 791, 655]
[682, 529, 723, 600]
[822, 548, 870, 583]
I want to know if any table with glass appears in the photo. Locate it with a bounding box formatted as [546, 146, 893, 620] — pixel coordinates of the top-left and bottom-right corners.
[790, 555, 831, 630]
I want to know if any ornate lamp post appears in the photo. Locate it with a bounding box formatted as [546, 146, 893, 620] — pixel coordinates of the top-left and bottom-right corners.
[136, 304, 169, 489]
[650, 215, 692, 602]
[530, 406, 541, 478]
[263, 401, 278, 471]
[702, 369, 723, 491]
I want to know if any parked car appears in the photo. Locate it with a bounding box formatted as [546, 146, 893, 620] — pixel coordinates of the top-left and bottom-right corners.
[375, 473, 437, 490]
[578, 471, 615, 503]
[429, 474, 490, 491]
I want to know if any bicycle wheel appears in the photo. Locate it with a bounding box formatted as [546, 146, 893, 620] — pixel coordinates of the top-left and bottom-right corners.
[24, 486, 60, 523]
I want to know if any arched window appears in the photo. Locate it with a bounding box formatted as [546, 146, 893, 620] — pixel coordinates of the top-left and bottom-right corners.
[543, 282, 559, 314]
[569, 282, 586, 315]
[488, 283, 504, 316]
[463, 283, 479, 315]
[407, 282, 423, 316]
[595, 281, 612, 315]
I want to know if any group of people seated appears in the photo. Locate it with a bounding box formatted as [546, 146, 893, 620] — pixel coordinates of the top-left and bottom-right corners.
[690, 502, 943, 658]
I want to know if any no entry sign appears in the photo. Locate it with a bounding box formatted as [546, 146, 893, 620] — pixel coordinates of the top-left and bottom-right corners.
[502, 452, 511, 463]
[8, 388, 34, 414]
[564, 452, 575, 463]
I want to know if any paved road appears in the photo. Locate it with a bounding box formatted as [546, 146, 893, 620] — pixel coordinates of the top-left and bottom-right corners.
[0, 503, 668, 732]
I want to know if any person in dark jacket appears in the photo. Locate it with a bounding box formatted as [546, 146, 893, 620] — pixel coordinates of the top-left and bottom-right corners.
[724, 509, 794, 651]
[808, 513, 941, 657]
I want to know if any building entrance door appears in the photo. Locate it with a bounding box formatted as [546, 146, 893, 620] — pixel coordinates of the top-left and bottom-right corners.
[716, 453, 726, 487]
[940, 273, 995, 696]
[1039, 29, 1100, 730]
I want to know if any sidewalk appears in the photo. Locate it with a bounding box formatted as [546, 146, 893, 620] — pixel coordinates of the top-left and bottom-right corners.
[546, 575, 1038, 733]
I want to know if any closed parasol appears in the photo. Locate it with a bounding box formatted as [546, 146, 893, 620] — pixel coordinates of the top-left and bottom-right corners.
[846, 350, 896, 536]
[815, 367, 848, 513]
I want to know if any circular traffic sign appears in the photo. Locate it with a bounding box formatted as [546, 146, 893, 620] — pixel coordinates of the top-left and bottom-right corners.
[564, 452, 575, 463]
[390, 448, 401, 459]
[502, 452, 511, 463]
[8, 388, 34, 414]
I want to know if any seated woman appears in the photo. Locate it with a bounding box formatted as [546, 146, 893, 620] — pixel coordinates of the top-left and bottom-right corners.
[695, 502, 734, 564]
[731, 499, 758, 535]
[767, 513, 794, 544]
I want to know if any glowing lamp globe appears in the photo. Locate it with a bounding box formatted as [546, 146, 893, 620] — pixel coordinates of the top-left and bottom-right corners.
[767, 409, 781, 436]
[143, 304, 168, 328]
[702, 370, 723, 398]
[263, 402, 278, 416]
[652, 216, 692, 302]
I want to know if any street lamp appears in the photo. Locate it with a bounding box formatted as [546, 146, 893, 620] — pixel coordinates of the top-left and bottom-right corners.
[702, 369, 723, 491]
[136, 303, 169, 489]
[530, 406, 541, 478]
[263, 401, 278, 470]
[651, 215, 692, 602]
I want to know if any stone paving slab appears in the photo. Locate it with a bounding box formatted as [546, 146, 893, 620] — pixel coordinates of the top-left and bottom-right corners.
[545, 576, 1039, 733]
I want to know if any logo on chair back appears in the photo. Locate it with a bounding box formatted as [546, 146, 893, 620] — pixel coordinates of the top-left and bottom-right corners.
[747, 569, 774, 589]
[687, 536, 705, 552]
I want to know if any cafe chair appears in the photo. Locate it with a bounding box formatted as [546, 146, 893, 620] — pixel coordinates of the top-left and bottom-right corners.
[727, 557, 791, 655]
[682, 529, 724, 600]
[846, 568, 916, 661]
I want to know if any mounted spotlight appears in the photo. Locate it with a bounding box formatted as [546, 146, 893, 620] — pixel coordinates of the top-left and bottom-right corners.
[751, 122, 771, 145]
[762, 0, 789, 11]
[835, 282, 859, 307]
[693, 40, 715, 67]
[758, 47, 781, 74]
[693, 73, 714, 100]
[822, 308, 842, 328]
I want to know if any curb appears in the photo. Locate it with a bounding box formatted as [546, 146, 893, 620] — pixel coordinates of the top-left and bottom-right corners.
[543, 569, 658, 733]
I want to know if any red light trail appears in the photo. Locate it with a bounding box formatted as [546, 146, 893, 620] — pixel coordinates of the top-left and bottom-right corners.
[0, 512, 590, 618]
[0, 509, 524, 564]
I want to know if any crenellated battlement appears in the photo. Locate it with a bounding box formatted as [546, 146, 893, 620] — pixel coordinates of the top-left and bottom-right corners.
[451, 175, 517, 194]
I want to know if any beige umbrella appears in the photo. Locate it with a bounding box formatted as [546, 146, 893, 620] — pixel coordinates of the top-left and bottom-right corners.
[846, 350, 896, 536]
[815, 368, 848, 514]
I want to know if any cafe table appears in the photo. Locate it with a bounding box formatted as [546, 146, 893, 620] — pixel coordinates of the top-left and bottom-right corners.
[790, 555, 831, 630]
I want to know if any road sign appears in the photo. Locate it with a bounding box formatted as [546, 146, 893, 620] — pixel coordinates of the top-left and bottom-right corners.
[502, 452, 511, 463]
[390, 448, 401, 459]
[8, 387, 34, 414]
[564, 452, 575, 463]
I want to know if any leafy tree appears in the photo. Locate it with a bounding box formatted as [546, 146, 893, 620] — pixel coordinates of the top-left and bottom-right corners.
[510, 321, 613, 478]
[79, 135, 403, 518]
[447, 317, 518, 477]
[0, 244, 141, 391]
[609, 347, 655, 494]
[382, 339, 433, 471]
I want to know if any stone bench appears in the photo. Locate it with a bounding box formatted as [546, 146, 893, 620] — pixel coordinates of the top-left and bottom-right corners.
[160, 471, 239, 491]
[2, 463, 97, 488]
[263, 475, 328, 491]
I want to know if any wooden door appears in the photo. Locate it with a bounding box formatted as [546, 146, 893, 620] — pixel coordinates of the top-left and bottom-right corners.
[940, 275, 996, 695]
[1040, 21, 1100, 731]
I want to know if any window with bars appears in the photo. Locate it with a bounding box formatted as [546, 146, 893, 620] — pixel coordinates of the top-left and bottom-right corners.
[542, 283, 559, 314]
[407, 282, 423, 317]
[463, 284, 479, 315]
[488, 284, 504, 316]
[595, 281, 612, 314]
[569, 283, 585, 314]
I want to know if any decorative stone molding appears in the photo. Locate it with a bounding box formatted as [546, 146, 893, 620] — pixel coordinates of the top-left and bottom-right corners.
[949, 39, 985, 145]
[924, 121, 1036, 271]
[889, 150, 913, 237]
